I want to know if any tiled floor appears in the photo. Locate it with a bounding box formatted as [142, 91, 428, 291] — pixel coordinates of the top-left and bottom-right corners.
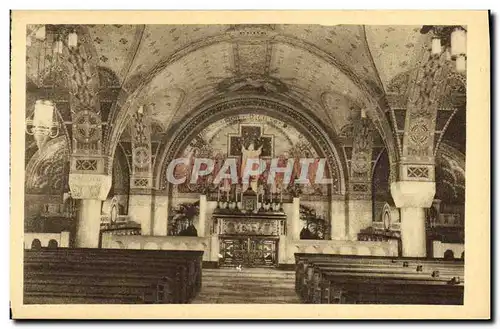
[192, 267, 301, 304]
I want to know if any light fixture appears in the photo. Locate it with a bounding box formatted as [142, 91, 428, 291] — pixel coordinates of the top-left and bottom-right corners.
[26, 25, 76, 149]
[54, 37, 63, 54]
[421, 25, 467, 73]
[26, 100, 60, 150]
[431, 37, 442, 55]
[451, 27, 467, 72]
[455, 55, 466, 73]
[34, 25, 46, 40]
[450, 27, 467, 57]
[68, 30, 78, 48]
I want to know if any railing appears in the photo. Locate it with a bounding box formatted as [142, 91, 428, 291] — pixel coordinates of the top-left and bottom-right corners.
[284, 239, 399, 264]
[24, 232, 70, 249]
[101, 234, 210, 259]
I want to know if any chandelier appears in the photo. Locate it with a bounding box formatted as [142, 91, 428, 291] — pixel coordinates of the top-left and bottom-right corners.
[25, 25, 79, 150]
[421, 25, 467, 72]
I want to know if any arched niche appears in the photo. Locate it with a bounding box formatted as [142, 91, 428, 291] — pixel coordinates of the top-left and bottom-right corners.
[153, 96, 347, 198]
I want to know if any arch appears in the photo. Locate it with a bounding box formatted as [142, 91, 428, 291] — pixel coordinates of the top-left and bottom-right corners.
[105, 35, 398, 172]
[25, 137, 69, 194]
[435, 143, 465, 204]
[444, 249, 455, 260]
[47, 239, 58, 249]
[31, 239, 42, 250]
[154, 95, 347, 196]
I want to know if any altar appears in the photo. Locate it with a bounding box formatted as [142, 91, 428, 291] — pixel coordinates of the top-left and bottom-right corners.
[214, 212, 286, 267]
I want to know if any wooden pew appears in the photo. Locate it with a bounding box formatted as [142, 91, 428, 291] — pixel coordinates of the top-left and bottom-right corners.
[24, 249, 203, 304]
[25, 248, 204, 299]
[295, 253, 464, 304]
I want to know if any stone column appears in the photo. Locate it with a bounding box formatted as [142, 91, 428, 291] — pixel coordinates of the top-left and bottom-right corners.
[68, 172, 112, 248]
[291, 197, 301, 240]
[198, 194, 207, 237]
[129, 104, 154, 235]
[391, 180, 435, 257]
[347, 114, 374, 240]
[152, 194, 169, 236]
[330, 197, 347, 240]
[128, 192, 153, 235]
[346, 196, 372, 241]
[76, 199, 102, 248]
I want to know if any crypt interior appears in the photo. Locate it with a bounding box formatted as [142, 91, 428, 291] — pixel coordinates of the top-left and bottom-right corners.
[23, 24, 466, 304]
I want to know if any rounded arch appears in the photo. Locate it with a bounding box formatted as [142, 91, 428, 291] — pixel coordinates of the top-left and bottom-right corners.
[105, 35, 398, 171]
[435, 143, 465, 205]
[153, 95, 348, 196]
[25, 137, 70, 194]
[47, 239, 58, 249]
[31, 239, 42, 250]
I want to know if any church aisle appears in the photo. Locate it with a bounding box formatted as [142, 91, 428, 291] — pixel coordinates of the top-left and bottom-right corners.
[191, 267, 301, 304]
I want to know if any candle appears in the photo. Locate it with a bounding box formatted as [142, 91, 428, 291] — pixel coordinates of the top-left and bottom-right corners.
[217, 186, 220, 202]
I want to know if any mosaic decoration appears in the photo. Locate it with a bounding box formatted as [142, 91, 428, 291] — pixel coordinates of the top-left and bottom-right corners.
[407, 166, 430, 179]
[75, 159, 97, 171]
[130, 110, 152, 188]
[349, 116, 374, 195]
[164, 112, 331, 196]
[159, 98, 343, 195]
[25, 138, 69, 194]
[403, 50, 449, 160]
[66, 32, 102, 155]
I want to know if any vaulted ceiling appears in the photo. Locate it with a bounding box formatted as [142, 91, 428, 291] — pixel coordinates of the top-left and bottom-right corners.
[25, 24, 451, 151]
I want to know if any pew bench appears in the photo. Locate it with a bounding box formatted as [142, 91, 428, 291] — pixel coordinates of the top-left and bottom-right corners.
[24, 249, 203, 304]
[295, 253, 464, 305]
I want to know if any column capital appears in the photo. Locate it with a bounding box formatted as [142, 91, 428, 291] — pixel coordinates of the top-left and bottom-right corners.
[390, 180, 435, 208]
[68, 173, 112, 200]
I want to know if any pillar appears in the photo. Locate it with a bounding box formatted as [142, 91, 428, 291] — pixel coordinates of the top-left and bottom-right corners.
[391, 180, 435, 257]
[330, 197, 347, 240]
[198, 194, 207, 237]
[346, 197, 372, 241]
[152, 195, 169, 236]
[399, 207, 427, 257]
[128, 194, 153, 235]
[68, 172, 112, 248]
[129, 103, 154, 235]
[290, 197, 301, 240]
[75, 199, 102, 248]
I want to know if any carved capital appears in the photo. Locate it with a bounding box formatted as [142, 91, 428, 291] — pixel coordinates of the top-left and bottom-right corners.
[68, 173, 112, 200]
[390, 180, 436, 208]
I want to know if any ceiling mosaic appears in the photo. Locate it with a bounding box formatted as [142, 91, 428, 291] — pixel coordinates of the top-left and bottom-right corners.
[123, 25, 230, 89]
[26, 24, 452, 159]
[276, 24, 383, 95]
[364, 25, 430, 91]
[87, 25, 143, 85]
[269, 42, 366, 103]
